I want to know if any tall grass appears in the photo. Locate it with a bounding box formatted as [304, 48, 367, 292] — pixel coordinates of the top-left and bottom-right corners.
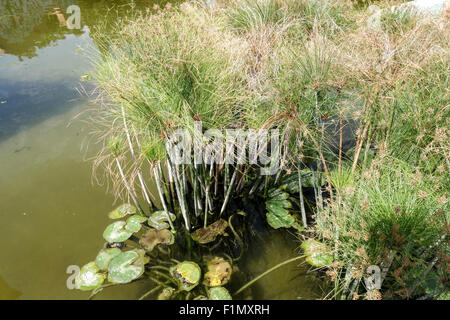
[316, 159, 448, 299]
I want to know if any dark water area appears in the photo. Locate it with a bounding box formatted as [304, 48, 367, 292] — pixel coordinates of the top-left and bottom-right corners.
[0, 0, 323, 300]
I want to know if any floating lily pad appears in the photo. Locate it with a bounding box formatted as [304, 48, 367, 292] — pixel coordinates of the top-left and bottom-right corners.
[107, 251, 145, 284]
[148, 211, 176, 230]
[208, 287, 232, 300]
[133, 249, 150, 265]
[108, 204, 136, 219]
[266, 188, 295, 229]
[267, 199, 292, 209]
[266, 201, 295, 229]
[191, 219, 228, 244]
[301, 239, 333, 267]
[306, 252, 333, 267]
[170, 261, 201, 291]
[139, 229, 174, 252]
[103, 221, 133, 243]
[75, 262, 106, 291]
[125, 215, 147, 233]
[95, 248, 121, 271]
[203, 257, 232, 287]
[157, 287, 175, 300]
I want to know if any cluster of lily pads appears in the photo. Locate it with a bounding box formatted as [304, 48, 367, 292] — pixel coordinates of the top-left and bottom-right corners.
[75, 204, 236, 300]
[75, 175, 333, 299]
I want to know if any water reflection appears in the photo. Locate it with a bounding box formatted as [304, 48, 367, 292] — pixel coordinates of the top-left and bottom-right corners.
[0, 0, 172, 142]
[0, 0, 83, 59]
[0, 0, 172, 59]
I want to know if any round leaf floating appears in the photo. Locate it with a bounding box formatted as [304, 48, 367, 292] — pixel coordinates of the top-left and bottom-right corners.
[170, 261, 201, 291]
[203, 257, 232, 287]
[103, 221, 133, 243]
[95, 248, 121, 271]
[139, 229, 174, 252]
[75, 262, 106, 291]
[125, 215, 147, 233]
[108, 204, 137, 219]
[107, 251, 145, 284]
[148, 211, 176, 230]
[191, 219, 228, 244]
[301, 239, 333, 267]
[265, 201, 295, 229]
[208, 287, 232, 300]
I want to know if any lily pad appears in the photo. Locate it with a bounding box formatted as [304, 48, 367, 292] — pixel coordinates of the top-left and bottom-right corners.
[301, 239, 333, 267]
[103, 221, 133, 243]
[157, 287, 175, 300]
[170, 261, 201, 291]
[148, 211, 176, 230]
[95, 248, 121, 271]
[208, 287, 232, 300]
[107, 251, 145, 284]
[108, 204, 136, 219]
[191, 219, 228, 244]
[125, 215, 147, 233]
[75, 262, 106, 291]
[266, 188, 295, 229]
[306, 252, 333, 267]
[203, 257, 232, 287]
[133, 249, 150, 265]
[139, 229, 174, 252]
[266, 202, 295, 229]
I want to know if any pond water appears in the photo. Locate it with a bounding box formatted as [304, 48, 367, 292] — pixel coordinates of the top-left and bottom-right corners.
[0, 0, 323, 299]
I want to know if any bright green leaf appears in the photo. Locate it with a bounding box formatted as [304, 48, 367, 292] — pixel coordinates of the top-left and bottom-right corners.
[125, 215, 147, 233]
[108, 204, 136, 219]
[103, 221, 133, 243]
[148, 211, 176, 230]
[95, 248, 121, 271]
[170, 261, 201, 291]
[107, 251, 145, 284]
[208, 287, 232, 300]
[75, 262, 106, 291]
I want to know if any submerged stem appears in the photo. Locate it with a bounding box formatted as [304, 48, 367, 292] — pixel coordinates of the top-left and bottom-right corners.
[234, 255, 306, 296]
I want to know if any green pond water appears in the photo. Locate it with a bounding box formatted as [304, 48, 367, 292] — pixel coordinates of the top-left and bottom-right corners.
[0, 0, 323, 299]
